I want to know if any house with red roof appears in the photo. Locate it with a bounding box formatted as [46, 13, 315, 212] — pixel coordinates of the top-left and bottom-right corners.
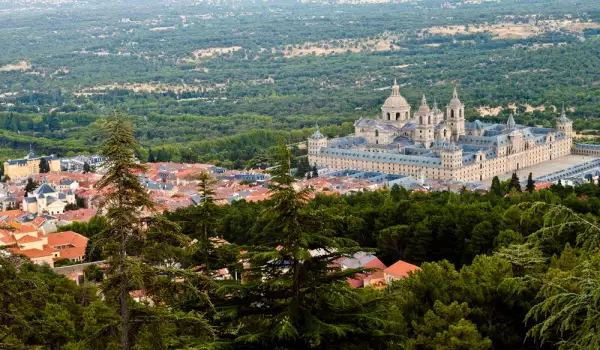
[336, 252, 388, 288]
[0, 219, 88, 267]
[384, 259, 420, 283]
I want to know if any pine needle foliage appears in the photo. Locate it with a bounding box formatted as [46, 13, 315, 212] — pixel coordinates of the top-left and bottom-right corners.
[518, 202, 600, 348]
[96, 111, 214, 349]
[215, 145, 398, 349]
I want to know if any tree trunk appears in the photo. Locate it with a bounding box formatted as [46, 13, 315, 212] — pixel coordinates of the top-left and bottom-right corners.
[120, 228, 128, 350]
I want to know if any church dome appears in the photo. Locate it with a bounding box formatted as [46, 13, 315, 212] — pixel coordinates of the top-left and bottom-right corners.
[382, 79, 410, 109]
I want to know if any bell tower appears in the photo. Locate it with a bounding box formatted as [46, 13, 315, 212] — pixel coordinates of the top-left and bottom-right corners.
[414, 95, 435, 148]
[446, 86, 465, 142]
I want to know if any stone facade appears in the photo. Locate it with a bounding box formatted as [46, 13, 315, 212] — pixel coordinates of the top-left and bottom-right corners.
[308, 82, 574, 183]
[4, 149, 61, 180]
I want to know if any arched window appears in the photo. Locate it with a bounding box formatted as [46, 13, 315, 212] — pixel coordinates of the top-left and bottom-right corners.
[375, 130, 379, 137]
[419, 116, 423, 124]
[405, 112, 409, 119]
[428, 116, 431, 124]
[451, 110, 455, 119]
[396, 112, 400, 120]
[459, 109, 463, 118]
[386, 113, 390, 120]
[444, 130, 447, 137]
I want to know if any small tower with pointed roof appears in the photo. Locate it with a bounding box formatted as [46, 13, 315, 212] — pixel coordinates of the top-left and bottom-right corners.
[414, 95, 435, 148]
[308, 124, 328, 156]
[381, 78, 411, 124]
[446, 85, 465, 142]
[506, 114, 517, 132]
[556, 103, 573, 138]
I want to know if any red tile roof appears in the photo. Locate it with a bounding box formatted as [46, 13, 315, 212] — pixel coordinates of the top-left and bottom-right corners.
[384, 260, 420, 279]
[17, 234, 40, 243]
[47, 231, 88, 261]
[10, 245, 57, 259]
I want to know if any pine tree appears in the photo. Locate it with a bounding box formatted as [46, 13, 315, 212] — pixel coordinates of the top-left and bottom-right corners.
[195, 171, 220, 274]
[83, 162, 91, 173]
[526, 172, 535, 193]
[508, 172, 521, 192]
[216, 146, 398, 348]
[24, 178, 37, 193]
[490, 176, 503, 196]
[147, 147, 155, 163]
[39, 157, 50, 173]
[96, 111, 212, 349]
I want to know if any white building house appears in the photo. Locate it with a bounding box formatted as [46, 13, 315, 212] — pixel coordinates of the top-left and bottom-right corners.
[23, 181, 76, 215]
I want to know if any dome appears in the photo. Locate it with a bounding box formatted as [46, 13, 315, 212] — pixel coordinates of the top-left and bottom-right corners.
[382, 79, 410, 109]
[447, 86, 463, 108]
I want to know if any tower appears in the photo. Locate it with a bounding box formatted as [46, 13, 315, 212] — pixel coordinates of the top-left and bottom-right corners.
[431, 97, 444, 125]
[308, 125, 328, 156]
[414, 95, 435, 148]
[381, 79, 411, 124]
[446, 86, 465, 142]
[506, 114, 517, 132]
[440, 141, 463, 171]
[556, 103, 573, 138]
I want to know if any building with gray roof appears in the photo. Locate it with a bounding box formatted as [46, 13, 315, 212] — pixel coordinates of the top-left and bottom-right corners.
[309, 80, 575, 182]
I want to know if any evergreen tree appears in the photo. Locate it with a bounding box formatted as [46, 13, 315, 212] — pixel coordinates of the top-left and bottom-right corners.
[312, 164, 319, 178]
[39, 157, 50, 173]
[96, 111, 212, 349]
[295, 157, 310, 179]
[490, 176, 503, 196]
[24, 178, 37, 193]
[147, 147, 155, 163]
[194, 171, 220, 274]
[526, 172, 535, 193]
[216, 145, 398, 348]
[83, 162, 91, 173]
[508, 173, 521, 192]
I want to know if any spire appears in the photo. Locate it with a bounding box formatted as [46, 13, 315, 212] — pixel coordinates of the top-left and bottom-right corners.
[421, 94, 427, 106]
[310, 124, 325, 139]
[390, 78, 400, 96]
[558, 102, 571, 123]
[453, 85, 458, 99]
[507, 114, 516, 131]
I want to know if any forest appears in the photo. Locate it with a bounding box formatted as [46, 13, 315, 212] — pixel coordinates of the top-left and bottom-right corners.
[5, 111, 600, 349]
[1, 0, 600, 166]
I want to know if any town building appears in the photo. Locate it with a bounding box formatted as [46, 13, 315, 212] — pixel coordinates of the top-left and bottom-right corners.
[0, 220, 88, 268]
[4, 149, 61, 179]
[23, 180, 76, 215]
[308, 81, 573, 182]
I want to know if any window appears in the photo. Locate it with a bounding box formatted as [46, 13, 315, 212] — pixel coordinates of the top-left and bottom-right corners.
[451, 110, 455, 119]
[375, 130, 379, 137]
[459, 110, 463, 118]
[396, 112, 400, 120]
[387, 113, 390, 120]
